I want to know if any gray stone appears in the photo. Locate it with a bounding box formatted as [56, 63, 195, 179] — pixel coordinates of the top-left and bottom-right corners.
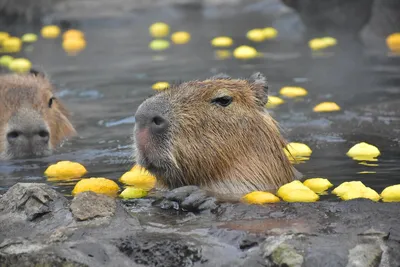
[263, 237, 304, 267]
[2, 183, 400, 266]
[70, 191, 116, 221]
[115, 233, 202, 267]
[0, 183, 68, 221]
[346, 244, 382, 267]
[270, 244, 303, 267]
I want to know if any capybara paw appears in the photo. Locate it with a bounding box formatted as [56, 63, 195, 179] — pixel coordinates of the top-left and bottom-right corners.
[157, 186, 218, 212]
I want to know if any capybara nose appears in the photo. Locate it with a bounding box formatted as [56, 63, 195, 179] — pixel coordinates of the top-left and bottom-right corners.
[150, 115, 168, 134]
[135, 107, 169, 135]
[7, 128, 50, 145]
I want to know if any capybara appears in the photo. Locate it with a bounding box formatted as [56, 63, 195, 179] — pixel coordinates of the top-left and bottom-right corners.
[0, 70, 76, 160]
[134, 72, 300, 201]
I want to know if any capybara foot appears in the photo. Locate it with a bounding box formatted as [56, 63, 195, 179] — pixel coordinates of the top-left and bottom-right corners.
[154, 186, 218, 212]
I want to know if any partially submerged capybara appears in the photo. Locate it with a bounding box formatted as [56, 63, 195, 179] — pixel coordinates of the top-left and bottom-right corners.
[134, 72, 300, 198]
[0, 71, 76, 160]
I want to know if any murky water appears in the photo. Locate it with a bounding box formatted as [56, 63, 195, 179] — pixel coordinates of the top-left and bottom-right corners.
[1, 6, 400, 199]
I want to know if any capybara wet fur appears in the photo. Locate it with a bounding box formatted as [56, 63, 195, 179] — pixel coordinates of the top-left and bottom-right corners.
[134, 72, 300, 200]
[0, 70, 76, 160]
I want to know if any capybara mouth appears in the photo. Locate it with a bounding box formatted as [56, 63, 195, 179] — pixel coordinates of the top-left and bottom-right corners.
[134, 127, 174, 176]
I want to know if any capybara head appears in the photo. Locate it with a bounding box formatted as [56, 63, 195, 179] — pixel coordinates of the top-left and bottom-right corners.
[134, 72, 298, 196]
[0, 70, 76, 160]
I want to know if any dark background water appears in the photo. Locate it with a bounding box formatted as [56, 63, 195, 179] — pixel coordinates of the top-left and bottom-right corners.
[1, 6, 400, 198]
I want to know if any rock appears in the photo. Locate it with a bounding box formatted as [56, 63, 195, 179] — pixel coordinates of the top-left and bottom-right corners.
[0, 251, 88, 267]
[346, 244, 382, 267]
[281, 0, 374, 40]
[2, 182, 400, 267]
[115, 233, 202, 267]
[0, 183, 68, 221]
[70, 191, 116, 221]
[270, 244, 303, 267]
[263, 236, 304, 267]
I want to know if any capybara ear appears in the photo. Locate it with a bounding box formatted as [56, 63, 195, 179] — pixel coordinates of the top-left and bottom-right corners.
[29, 68, 47, 79]
[209, 73, 231, 80]
[248, 72, 269, 106]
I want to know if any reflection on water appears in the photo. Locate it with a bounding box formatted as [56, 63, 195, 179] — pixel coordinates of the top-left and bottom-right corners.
[1, 7, 400, 200]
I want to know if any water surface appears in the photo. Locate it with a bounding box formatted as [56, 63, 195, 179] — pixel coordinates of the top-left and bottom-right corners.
[1, 7, 400, 198]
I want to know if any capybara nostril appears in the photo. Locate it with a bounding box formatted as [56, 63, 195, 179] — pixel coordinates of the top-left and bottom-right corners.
[36, 129, 50, 143]
[6, 131, 21, 143]
[151, 115, 168, 133]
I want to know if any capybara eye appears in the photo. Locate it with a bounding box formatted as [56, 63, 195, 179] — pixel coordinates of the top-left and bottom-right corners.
[212, 96, 233, 107]
[48, 97, 56, 108]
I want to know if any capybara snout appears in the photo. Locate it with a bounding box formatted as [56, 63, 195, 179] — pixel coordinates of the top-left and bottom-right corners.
[6, 107, 51, 158]
[134, 72, 299, 197]
[0, 70, 76, 160]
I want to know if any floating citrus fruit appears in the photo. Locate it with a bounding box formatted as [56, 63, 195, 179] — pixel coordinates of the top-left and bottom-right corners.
[308, 37, 337, 51]
[72, 177, 120, 197]
[265, 96, 284, 108]
[171, 31, 191, 44]
[233, 45, 257, 59]
[120, 187, 148, 199]
[0, 55, 14, 67]
[381, 184, 400, 202]
[346, 142, 380, 161]
[332, 181, 380, 201]
[284, 142, 312, 158]
[211, 36, 233, 47]
[149, 39, 170, 51]
[313, 102, 341, 112]
[41, 25, 61, 39]
[386, 33, 400, 53]
[214, 49, 231, 60]
[149, 22, 170, 38]
[21, 33, 38, 43]
[63, 29, 85, 40]
[152, 82, 170, 90]
[279, 86, 308, 98]
[263, 27, 278, 39]
[62, 37, 86, 53]
[277, 181, 319, 202]
[45, 161, 88, 178]
[303, 178, 333, 193]
[246, 29, 265, 42]
[241, 191, 280, 204]
[119, 165, 157, 191]
[0, 31, 10, 43]
[9, 58, 32, 73]
[2, 37, 22, 53]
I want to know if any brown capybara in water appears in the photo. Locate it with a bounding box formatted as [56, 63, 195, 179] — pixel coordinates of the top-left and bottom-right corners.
[134, 72, 300, 202]
[0, 70, 76, 160]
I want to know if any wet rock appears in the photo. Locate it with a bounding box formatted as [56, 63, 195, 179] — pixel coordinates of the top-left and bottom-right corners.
[70, 191, 116, 221]
[346, 244, 382, 267]
[115, 233, 202, 267]
[0, 182, 68, 221]
[0, 252, 87, 267]
[2, 182, 400, 267]
[263, 239, 304, 267]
